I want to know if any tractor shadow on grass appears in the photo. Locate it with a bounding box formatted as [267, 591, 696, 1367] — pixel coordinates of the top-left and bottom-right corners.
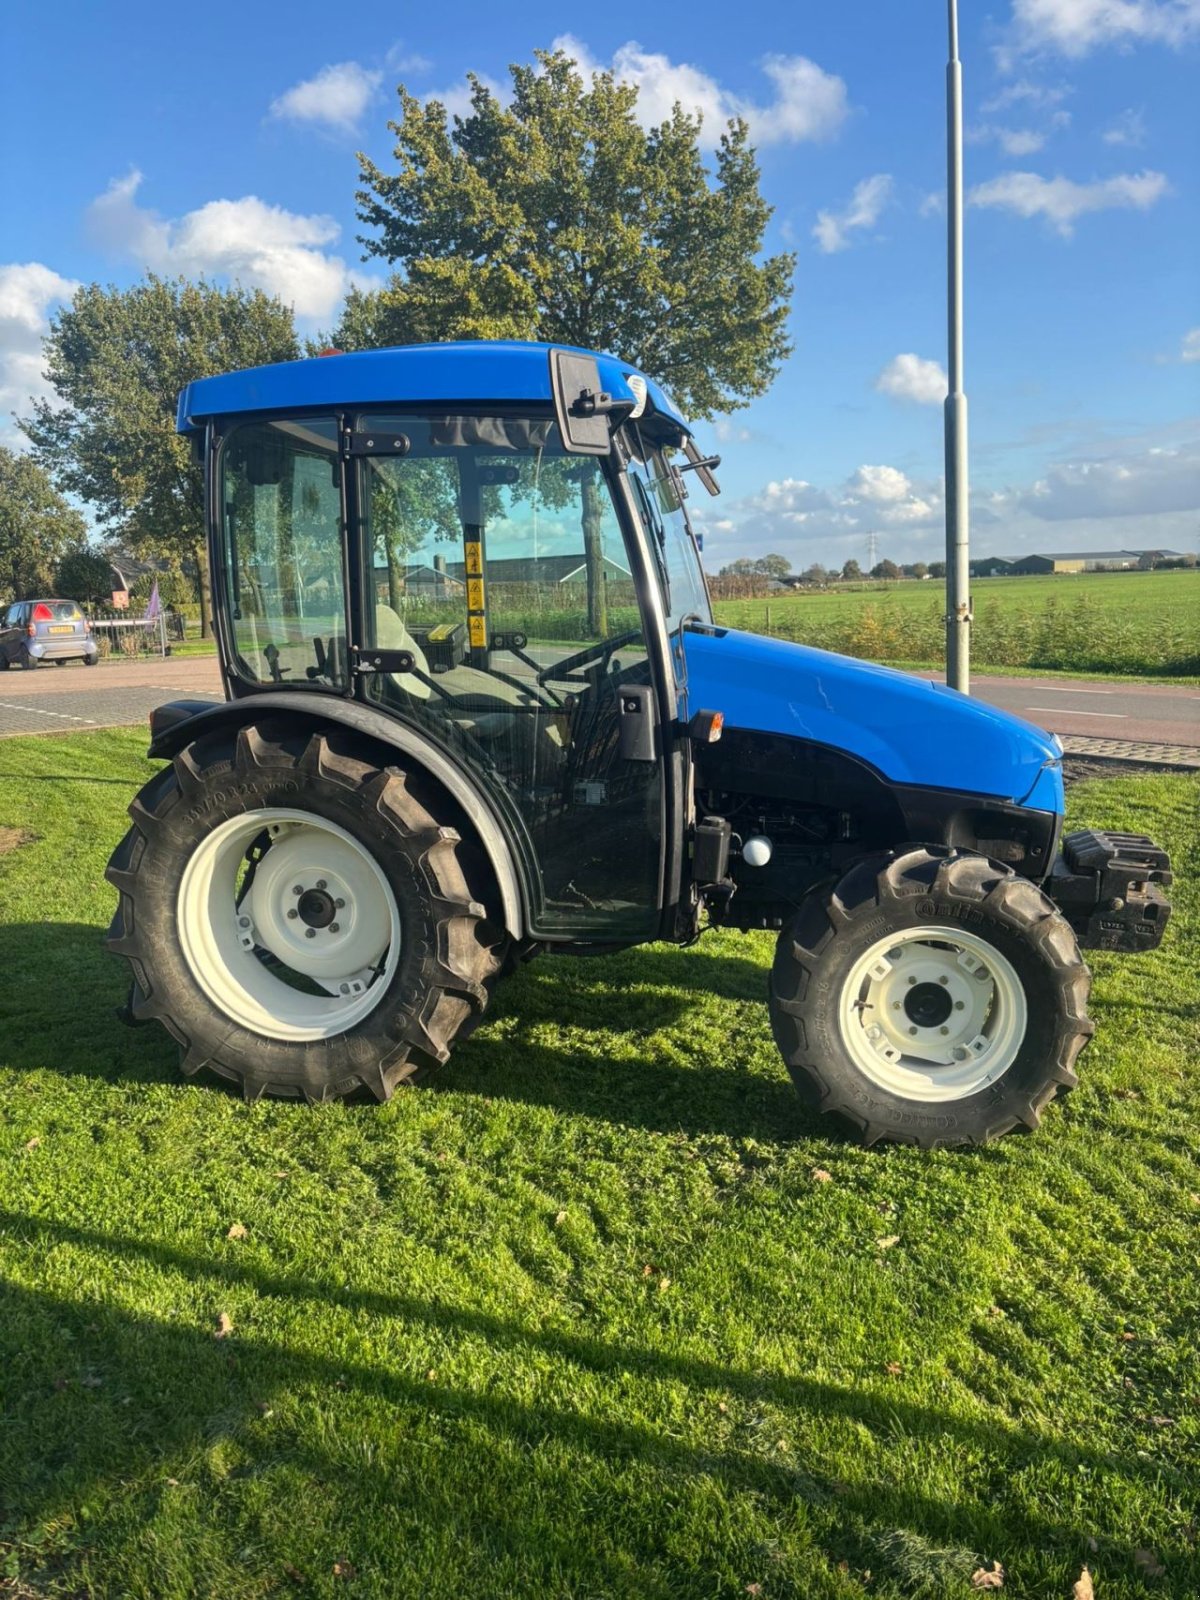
[1, 921, 808, 1142]
[1, 1213, 1193, 1594]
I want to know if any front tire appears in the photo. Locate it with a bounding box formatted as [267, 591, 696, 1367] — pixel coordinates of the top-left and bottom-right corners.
[105, 722, 507, 1102]
[770, 847, 1093, 1148]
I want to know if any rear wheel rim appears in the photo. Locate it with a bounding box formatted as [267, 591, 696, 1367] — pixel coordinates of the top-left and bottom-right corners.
[837, 924, 1027, 1101]
[177, 806, 401, 1042]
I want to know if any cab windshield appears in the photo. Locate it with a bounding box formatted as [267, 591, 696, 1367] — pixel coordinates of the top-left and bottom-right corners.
[620, 426, 712, 631]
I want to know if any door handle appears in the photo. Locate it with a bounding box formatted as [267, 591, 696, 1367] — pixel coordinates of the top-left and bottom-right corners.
[617, 684, 657, 762]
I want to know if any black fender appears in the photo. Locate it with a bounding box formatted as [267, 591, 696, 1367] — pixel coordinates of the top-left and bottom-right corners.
[146, 691, 528, 937]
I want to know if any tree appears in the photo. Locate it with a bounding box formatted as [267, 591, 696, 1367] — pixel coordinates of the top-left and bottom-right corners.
[755, 553, 792, 580]
[720, 558, 757, 577]
[928, 560, 947, 579]
[55, 545, 114, 606]
[345, 48, 795, 421]
[0, 445, 86, 603]
[841, 559, 863, 582]
[905, 561, 928, 579]
[22, 277, 298, 637]
[871, 559, 900, 580]
[802, 563, 829, 586]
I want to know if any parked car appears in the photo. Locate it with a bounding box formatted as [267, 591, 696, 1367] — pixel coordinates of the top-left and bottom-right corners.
[0, 598, 100, 669]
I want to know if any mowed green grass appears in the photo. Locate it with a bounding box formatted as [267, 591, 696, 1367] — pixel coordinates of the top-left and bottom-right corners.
[1, 728, 1197, 1600]
[711, 571, 1200, 679]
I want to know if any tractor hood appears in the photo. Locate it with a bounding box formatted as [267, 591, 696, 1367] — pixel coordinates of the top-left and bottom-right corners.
[682, 628, 1064, 812]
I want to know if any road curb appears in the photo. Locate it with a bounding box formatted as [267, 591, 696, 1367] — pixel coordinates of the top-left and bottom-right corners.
[1060, 735, 1200, 771]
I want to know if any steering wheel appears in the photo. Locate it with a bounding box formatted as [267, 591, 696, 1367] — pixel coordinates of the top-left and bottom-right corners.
[537, 628, 641, 686]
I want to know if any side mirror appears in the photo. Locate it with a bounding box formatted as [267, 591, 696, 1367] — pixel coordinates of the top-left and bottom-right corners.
[549, 349, 628, 456]
[681, 438, 721, 497]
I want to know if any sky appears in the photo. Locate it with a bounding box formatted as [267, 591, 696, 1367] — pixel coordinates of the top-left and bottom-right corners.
[1, 0, 1197, 570]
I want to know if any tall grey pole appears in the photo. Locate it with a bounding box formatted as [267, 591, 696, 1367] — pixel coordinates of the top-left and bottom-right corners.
[944, 0, 970, 691]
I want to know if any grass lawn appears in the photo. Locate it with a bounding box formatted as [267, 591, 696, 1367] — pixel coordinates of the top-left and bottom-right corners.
[0, 728, 1197, 1599]
[711, 571, 1200, 680]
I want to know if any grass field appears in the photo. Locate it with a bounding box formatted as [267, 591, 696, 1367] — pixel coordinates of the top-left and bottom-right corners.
[711, 571, 1200, 679]
[1, 729, 1197, 1599]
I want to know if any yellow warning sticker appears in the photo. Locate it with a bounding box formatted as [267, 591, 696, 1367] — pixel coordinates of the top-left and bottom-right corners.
[468, 614, 487, 648]
[467, 578, 485, 611]
[464, 542, 483, 575]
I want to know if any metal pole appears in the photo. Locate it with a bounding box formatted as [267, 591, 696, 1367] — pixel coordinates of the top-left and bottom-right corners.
[944, 0, 970, 691]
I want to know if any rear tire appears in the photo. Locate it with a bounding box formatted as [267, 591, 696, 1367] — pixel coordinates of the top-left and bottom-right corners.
[769, 847, 1093, 1148]
[105, 722, 508, 1102]
[20, 650, 37, 670]
[84, 655, 98, 667]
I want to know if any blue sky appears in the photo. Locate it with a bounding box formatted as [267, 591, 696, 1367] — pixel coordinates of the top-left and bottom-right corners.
[1, 0, 1196, 568]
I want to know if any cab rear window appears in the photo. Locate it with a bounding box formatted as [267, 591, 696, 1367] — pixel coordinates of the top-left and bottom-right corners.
[32, 601, 83, 621]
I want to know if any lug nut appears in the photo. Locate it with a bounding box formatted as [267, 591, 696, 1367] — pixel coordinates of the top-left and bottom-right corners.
[892, 1001, 902, 1010]
[305, 928, 316, 939]
[939, 975, 949, 985]
[329, 922, 340, 933]
[939, 1026, 950, 1035]
[287, 908, 298, 920]
[954, 1000, 964, 1010]
[316, 879, 327, 890]
[335, 898, 345, 909]
[293, 885, 304, 896]
[238, 916, 250, 928]
[908, 1026, 917, 1036]
[907, 975, 916, 985]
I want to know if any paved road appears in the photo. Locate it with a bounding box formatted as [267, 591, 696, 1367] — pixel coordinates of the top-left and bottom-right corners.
[0, 655, 1197, 750]
[939, 673, 1200, 748]
[0, 656, 223, 738]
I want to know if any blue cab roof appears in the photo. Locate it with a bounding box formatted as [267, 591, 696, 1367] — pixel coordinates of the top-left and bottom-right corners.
[176, 340, 687, 436]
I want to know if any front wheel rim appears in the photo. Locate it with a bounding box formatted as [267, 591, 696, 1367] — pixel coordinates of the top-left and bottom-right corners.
[177, 807, 402, 1042]
[837, 924, 1028, 1101]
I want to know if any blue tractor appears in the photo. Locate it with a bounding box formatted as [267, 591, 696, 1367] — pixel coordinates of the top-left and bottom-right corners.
[107, 342, 1173, 1146]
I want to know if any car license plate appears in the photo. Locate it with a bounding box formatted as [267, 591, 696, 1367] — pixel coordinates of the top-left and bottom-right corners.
[48, 624, 75, 634]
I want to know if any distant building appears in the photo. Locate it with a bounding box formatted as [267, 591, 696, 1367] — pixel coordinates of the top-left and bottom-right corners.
[969, 556, 1015, 578]
[1009, 550, 1143, 575]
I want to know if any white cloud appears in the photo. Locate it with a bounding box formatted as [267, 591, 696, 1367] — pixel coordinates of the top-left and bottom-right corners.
[551, 34, 849, 147]
[270, 61, 382, 132]
[982, 79, 1071, 112]
[86, 171, 363, 322]
[812, 174, 893, 254]
[697, 434, 1199, 567]
[967, 109, 1070, 155]
[875, 353, 948, 407]
[713, 418, 752, 444]
[0, 262, 80, 441]
[1101, 108, 1147, 146]
[1021, 439, 1200, 519]
[919, 190, 946, 218]
[1181, 327, 1200, 362]
[968, 168, 1170, 234]
[1009, 0, 1200, 56]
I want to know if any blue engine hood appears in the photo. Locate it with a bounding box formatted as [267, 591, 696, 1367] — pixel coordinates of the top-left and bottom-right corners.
[682, 629, 1063, 813]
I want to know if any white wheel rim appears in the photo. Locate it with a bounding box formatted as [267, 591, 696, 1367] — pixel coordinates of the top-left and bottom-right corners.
[837, 925, 1027, 1102]
[177, 807, 401, 1042]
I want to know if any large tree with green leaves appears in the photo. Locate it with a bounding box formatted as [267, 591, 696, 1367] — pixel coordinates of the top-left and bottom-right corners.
[343, 49, 795, 421]
[22, 277, 298, 636]
[0, 445, 87, 604]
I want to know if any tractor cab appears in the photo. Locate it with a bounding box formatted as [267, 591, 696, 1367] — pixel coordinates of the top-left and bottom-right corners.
[108, 340, 1172, 1147]
[181, 342, 708, 941]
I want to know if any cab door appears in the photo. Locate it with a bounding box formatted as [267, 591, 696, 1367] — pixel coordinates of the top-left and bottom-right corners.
[351, 412, 666, 939]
